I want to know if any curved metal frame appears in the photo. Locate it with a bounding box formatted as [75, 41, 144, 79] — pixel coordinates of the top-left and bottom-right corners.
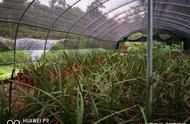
[76, 0, 139, 48]
[2, 1, 190, 45]
[116, 21, 190, 41]
[91, 5, 143, 34]
[13, 0, 35, 69]
[121, 25, 189, 42]
[133, 23, 190, 38]
[116, 24, 188, 42]
[109, 20, 187, 41]
[0, 19, 114, 41]
[64, 0, 110, 43]
[117, 22, 190, 41]
[105, 21, 144, 40]
[9, 0, 35, 118]
[115, 17, 190, 40]
[81, 0, 137, 34]
[112, 14, 190, 39]
[43, 0, 81, 59]
[99, 18, 144, 39]
[107, 19, 190, 39]
[1, 1, 190, 120]
[0, 0, 190, 63]
[91, 10, 144, 36]
[96, 8, 190, 41]
[93, 2, 190, 41]
[125, 27, 179, 40]
[90, 1, 190, 39]
[96, 8, 190, 39]
[122, 23, 190, 40]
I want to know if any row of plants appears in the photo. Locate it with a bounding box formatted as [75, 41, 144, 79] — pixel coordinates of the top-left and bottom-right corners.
[121, 42, 183, 52]
[0, 49, 107, 80]
[0, 49, 190, 123]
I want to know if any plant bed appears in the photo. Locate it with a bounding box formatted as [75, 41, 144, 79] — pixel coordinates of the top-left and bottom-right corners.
[0, 50, 190, 123]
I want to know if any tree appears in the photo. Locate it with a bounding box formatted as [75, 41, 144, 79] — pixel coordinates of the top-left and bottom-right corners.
[0, 0, 27, 20]
[57, 0, 66, 8]
[49, 0, 56, 9]
[87, 0, 105, 17]
[49, 0, 66, 10]
[3, 0, 26, 5]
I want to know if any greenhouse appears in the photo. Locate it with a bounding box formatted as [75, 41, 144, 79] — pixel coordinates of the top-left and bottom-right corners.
[0, 0, 190, 123]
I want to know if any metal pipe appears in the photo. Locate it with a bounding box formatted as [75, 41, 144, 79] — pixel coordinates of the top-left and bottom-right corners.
[146, 0, 153, 121]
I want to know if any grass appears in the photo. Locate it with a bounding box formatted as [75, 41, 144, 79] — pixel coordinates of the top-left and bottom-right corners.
[0, 66, 13, 80]
[0, 49, 106, 80]
[0, 48, 189, 123]
[46, 49, 106, 58]
[0, 50, 27, 64]
[0, 50, 27, 80]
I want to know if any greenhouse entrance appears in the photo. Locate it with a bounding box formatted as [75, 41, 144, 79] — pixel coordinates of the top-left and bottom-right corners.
[0, 0, 190, 123]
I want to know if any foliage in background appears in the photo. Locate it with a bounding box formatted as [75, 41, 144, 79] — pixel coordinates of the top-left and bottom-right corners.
[123, 42, 183, 52]
[127, 32, 144, 40]
[0, 51, 26, 64]
[0, 43, 10, 52]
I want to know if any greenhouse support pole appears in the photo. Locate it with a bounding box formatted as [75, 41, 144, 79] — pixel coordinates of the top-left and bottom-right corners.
[146, 0, 153, 122]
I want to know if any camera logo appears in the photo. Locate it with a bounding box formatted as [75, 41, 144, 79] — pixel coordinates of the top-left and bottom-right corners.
[7, 118, 49, 124]
[7, 120, 21, 124]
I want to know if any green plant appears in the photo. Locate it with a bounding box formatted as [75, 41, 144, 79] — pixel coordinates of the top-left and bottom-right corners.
[0, 51, 27, 64]
[0, 50, 190, 123]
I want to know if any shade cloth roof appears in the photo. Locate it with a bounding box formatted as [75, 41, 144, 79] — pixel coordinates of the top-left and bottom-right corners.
[1, 0, 189, 43]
